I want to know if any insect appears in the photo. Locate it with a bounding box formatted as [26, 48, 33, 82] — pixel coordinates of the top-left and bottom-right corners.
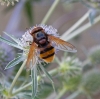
[26, 26, 77, 69]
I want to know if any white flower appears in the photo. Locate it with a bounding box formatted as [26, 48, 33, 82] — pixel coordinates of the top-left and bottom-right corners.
[1, 24, 59, 69]
[18, 24, 59, 48]
[17, 24, 59, 62]
[1, 24, 77, 70]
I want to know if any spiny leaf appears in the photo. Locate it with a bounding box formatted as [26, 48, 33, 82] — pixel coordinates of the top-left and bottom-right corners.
[3, 32, 19, 44]
[22, 94, 31, 99]
[31, 66, 38, 99]
[39, 65, 55, 92]
[0, 36, 22, 49]
[17, 53, 23, 57]
[5, 56, 24, 70]
[0, 83, 4, 91]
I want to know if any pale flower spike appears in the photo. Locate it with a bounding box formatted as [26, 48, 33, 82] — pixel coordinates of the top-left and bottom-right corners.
[17, 24, 60, 69]
[18, 24, 59, 48]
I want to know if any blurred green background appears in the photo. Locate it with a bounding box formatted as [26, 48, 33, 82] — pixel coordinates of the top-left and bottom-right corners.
[0, 0, 100, 99]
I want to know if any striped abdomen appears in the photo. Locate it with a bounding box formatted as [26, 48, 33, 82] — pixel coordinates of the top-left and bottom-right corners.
[39, 46, 55, 63]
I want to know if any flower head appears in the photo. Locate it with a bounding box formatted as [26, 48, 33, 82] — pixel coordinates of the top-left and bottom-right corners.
[18, 24, 59, 48]
[1, 24, 76, 70]
[2, 24, 59, 70]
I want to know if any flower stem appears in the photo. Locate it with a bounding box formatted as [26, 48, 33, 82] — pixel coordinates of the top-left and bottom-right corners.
[41, 0, 60, 24]
[61, 10, 90, 40]
[20, 70, 30, 87]
[12, 68, 58, 95]
[66, 67, 81, 70]
[12, 82, 32, 96]
[65, 15, 100, 41]
[12, 62, 82, 96]
[56, 87, 67, 99]
[9, 60, 26, 95]
[65, 90, 81, 99]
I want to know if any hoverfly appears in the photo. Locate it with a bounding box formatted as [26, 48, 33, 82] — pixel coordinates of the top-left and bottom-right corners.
[26, 26, 77, 69]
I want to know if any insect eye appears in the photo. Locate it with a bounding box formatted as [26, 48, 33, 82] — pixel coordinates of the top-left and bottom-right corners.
[37, 33, 40, 37]
[36, 32, 45, 38]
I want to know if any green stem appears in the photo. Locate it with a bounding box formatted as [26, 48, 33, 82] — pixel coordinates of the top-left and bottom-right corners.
[56, 87, 67, 99]
[65, 90, 81, 99]
[9, 60, 26, 95]
[12, 82, 32, 96]
[65, 15, 100, 41]
[66, 67, 81, 70]
[61, 10, 90, 39]
[41, 0, 60, 24]
[87, 95, 93, 99]
[20, 70, 30, 87]
[12, 62, 82, 96]
[12, 68, 58, 95]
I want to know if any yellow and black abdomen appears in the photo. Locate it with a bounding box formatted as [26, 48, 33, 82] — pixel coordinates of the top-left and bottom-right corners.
[39, 46, 55, 63]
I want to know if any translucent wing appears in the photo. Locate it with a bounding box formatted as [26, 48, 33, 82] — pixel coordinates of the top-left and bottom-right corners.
[48, 35, 77, 53]
[26, 43, 38, 70]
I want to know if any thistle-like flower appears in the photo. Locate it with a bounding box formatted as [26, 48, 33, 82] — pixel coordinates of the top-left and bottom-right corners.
[15, 24, 76, 70]
[0, 25, 58, 69]
[80, 70, 100, 95]
[88, 45, 100, 65]
[17, 24, 60, 69]
[0, 24, 77, 99]
[56, 55, 82, 79]
[0, 24, 77, 70]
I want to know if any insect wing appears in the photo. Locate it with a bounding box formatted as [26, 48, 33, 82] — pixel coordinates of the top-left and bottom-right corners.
[48, 35, 77, 53]
[26, 43, 38, 69]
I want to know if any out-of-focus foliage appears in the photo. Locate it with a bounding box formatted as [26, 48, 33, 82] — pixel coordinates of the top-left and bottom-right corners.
[3, 0, 42, 25]
[56, 55, 82, 78]
[63, 0, 100, 24]
[0, 47, 9, 68]
[81, 70, 100, 94]
[0, 0, 100, 99]
[0, 0, 19, 6]
[82, 0, 100, 9]
[63, 0, 100, 9]
[88, 46, 100, 65]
